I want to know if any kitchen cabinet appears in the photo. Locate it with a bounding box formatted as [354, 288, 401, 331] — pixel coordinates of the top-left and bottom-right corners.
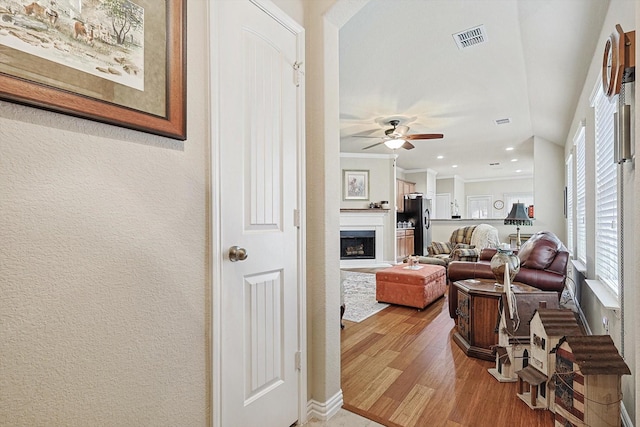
[396, 179, 416, 213]
[396, 228, 415, 260]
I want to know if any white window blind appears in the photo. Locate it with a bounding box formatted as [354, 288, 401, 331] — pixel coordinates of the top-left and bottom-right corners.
[566, 153, 574, 255]
[467, 195, 491, 219]
[593, 88, 618, 294]
[575, 126, 586, 264]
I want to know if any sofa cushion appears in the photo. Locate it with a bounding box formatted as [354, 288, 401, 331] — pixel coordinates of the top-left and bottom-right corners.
[453, 243, 475, 251]
[429, 241, 452, 255]
[517, 233, 559, 270]
[450, 226, 476, 245]
[453, 248, 478, 258]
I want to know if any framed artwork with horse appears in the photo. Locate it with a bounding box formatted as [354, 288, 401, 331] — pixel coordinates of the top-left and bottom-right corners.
[0, 0, 186, 140]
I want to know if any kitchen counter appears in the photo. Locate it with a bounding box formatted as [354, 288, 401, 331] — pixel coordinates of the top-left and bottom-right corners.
[340, 208, 390, 212]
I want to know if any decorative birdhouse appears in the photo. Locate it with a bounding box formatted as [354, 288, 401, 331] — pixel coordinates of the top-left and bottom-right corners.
[489, 296, 558, 383]
[515, 308, 582, 410]
[552, 335, 630, 427]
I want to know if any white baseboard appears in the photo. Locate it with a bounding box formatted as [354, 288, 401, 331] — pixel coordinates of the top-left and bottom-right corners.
[306, 389, 344, 421]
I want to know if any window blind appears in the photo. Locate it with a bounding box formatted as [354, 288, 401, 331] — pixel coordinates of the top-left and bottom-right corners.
[575, 127, 586, 264]
[594, 88, 618, 294]
[566, 153, 574, 255]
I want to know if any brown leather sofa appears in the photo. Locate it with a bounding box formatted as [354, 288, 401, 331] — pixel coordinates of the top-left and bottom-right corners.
[447, 231, 570, 318]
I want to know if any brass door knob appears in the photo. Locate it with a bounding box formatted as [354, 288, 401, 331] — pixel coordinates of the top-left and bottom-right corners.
[228, 246, 248, 262]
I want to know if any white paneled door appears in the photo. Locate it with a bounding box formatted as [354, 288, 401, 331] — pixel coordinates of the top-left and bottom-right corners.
[217, 1, 303, 426]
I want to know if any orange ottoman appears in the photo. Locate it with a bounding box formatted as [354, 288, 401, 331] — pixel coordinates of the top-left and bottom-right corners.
[376, 264, 447, 309]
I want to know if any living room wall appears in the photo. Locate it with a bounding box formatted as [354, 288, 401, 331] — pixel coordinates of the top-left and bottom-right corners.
[464, 177, 534, 219]
[562, 0, 637, 422]
[0, 2, 210, 424]
[340, 153, 396, 263]
[339, 154, 395, 209]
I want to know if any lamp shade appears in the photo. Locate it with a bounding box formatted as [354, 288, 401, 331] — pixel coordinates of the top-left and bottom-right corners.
[504, 202, 533, 226]
[384, 139, 405, 150]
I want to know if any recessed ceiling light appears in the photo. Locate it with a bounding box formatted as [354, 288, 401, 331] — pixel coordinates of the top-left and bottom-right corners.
[511, 158, 518, 162]
[505, 147, 514, 151]
[516, 169, 522, 173]
[452, 164, 458, 168]
[437, 155, 444, 159]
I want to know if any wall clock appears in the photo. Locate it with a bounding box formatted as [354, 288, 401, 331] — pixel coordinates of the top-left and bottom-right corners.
[493, 200, 504, 210]
[602, 24, 627, 98]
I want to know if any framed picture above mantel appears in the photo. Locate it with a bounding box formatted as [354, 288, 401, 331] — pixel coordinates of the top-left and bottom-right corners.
[343, 169, 369, 201]
[0, 0, 186, 140]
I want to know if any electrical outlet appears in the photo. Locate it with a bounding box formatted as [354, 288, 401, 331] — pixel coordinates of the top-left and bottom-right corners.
[602, 316, 609, 334]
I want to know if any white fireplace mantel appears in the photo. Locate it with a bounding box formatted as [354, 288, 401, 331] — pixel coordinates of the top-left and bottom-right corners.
[339, 211, 390, 268]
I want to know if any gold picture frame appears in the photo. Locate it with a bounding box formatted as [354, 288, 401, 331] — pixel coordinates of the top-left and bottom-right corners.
[0, 0, 186, 140]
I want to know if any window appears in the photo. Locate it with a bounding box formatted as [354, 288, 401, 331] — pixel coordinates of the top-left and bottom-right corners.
[467, 195, 491, 219]
[575, 126, 586, 264]
[566, 153, 574, 255]
[593, 86, 618, 294]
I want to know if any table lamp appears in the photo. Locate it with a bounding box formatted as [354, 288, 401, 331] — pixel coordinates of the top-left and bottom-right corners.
[504, 202, 533, 249]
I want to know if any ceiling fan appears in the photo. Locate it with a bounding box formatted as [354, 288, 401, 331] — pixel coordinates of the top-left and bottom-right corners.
[360, 120, 444, 150]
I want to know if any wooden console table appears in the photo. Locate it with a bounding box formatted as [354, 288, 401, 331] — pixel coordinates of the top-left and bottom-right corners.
[452, 279, 558, 361]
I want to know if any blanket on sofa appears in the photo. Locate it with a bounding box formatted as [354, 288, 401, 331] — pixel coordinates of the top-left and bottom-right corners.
[470, 223, 500, 250]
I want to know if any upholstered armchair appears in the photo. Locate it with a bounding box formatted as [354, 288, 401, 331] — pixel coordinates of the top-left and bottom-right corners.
[447, 231, 570, 318]
[419, 224, 500, 266]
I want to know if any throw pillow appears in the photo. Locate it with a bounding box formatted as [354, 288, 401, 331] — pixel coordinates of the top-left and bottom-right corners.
[429, 241, 452, 255]
[518, 235, 558, 270]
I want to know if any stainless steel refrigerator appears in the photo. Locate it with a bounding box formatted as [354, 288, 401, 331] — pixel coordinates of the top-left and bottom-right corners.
[402, 197, 432, 256]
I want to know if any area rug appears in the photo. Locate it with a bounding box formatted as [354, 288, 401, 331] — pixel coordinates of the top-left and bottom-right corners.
[341, 271, 389, 323]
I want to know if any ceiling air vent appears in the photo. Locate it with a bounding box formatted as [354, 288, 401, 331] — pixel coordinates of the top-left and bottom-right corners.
[495, 118, 511, 125]
[453, 25, 488, 50]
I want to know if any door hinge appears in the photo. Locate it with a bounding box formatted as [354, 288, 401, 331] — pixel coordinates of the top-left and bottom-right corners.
[295, 351, 302, 371]
[293, 209, 300, 228]
[293, 61, 304, 87]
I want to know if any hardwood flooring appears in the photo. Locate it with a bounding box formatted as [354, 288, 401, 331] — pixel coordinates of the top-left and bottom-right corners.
[340, 288, 554, 427]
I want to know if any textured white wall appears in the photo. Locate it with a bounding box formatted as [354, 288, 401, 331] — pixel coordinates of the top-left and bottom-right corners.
[533, 137, 565, 238]
[562, 1, 637, 421]
[0, 1, 209, 425]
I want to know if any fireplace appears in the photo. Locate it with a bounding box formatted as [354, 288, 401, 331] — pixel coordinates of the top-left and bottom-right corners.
[339, 210, 387, 267]
[340, 230, 375, 260]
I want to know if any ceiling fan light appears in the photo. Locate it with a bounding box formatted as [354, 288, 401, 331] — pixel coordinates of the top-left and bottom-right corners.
[384, 139, 406, 149]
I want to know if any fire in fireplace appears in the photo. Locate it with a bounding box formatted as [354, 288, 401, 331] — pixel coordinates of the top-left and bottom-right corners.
[340, 230, 375, 260]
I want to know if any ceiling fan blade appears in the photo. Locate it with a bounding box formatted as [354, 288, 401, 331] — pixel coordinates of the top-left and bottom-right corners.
[362, 141, 385, 150]
[405, 133, 444, 140]
[401, 141, 415, 150]
[348, 128, 382, 137]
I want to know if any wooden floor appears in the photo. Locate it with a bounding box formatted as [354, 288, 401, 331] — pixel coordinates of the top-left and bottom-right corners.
[340, 289, 555, 427]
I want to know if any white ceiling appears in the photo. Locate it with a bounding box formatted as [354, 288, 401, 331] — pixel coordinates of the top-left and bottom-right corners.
[339, 0, 610, 181]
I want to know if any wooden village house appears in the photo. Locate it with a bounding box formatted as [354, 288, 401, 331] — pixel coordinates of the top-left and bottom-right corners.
[552, 335, 631, 427]
[515, 308, 582, 410]
[489, 297, 558, 383]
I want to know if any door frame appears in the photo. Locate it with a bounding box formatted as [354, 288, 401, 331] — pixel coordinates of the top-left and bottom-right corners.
[208, 1, 307, 426]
